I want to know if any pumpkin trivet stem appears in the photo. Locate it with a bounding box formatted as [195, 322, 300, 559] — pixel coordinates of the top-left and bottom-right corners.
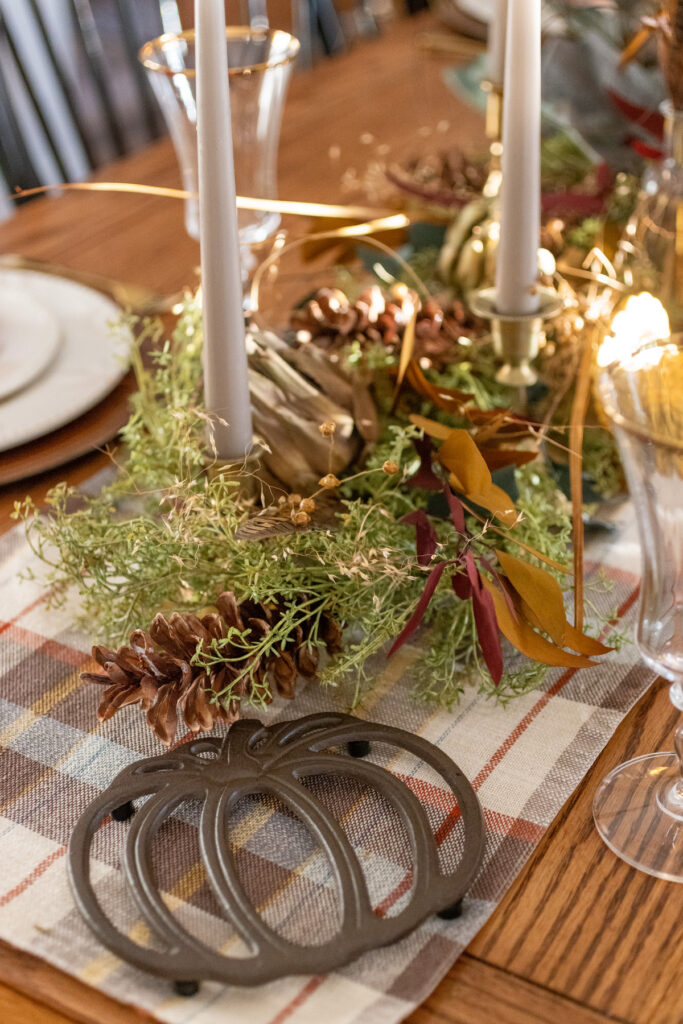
[69, 713, 485, 989]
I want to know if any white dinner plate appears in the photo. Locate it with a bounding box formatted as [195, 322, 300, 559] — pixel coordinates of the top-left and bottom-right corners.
[0, 269, 130, 453]
[0, 284, 62, 401]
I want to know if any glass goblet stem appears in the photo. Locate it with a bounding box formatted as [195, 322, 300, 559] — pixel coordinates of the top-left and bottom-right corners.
[666, 681, 683, 813]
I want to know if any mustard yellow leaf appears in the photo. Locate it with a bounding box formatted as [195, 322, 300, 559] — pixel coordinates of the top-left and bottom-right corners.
[497, 549, 612, 656]
[409, 414, 452, 440]
[439, 429, 491, 494]
[519, 596, 612, 657]
[481, 578, 596, 669]
[440, 431, 517, 525]
[496, 548, 568, 646]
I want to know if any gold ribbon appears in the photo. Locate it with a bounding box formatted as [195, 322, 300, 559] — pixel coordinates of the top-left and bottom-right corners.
[12, 182, 410, 232]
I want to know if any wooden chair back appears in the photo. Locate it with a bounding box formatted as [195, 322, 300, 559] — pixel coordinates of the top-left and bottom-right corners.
[0, 0, 167, 199]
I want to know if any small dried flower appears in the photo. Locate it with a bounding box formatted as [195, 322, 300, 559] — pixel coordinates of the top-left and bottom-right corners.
[319, 474, 340, 489]
[319, 421, 336, 437]
[382, 460, 399, 475]
[299, 498, 316, 514]
[291, 510, 311, 527]
[287, 493, 303, 507]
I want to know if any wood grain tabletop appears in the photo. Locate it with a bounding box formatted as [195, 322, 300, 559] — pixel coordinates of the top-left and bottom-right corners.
[0, 12, 681, 1024]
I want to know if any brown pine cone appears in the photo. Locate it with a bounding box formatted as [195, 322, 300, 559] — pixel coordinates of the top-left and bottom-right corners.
[292, 284, 443, 351]
[81, 592, 344, 746]
[290, 284, 485, 373]
[290, 287, 359, 337]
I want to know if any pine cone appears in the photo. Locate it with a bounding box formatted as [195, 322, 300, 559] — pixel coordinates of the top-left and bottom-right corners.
[292, 284, 441, 348]
[290, 287, 359, 337]
[81, 592, 344, 746]
[290, 285, 479, 371]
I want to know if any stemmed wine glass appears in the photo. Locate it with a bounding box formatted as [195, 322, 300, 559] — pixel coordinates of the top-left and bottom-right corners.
[593, 311, 683, 882]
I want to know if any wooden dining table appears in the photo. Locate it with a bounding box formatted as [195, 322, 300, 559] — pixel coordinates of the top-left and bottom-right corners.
[0, 12, 681, 1024]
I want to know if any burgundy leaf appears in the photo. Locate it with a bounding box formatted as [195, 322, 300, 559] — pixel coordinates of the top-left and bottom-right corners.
[462, 550, 481, 591]
[455, 551, 504, 684]
[471, 584, 504, 685]
[451, 571, 472, 601]
[410, 435, 443, 491]
[402, 509, 440, 566]
[541, 192, 606, 218]
[443, 485, 466, 533]
[606, 89, 664, 139]
[630, 138, 663, 160]
[389, 562, 448, 657]
[595, 162, 614, 193]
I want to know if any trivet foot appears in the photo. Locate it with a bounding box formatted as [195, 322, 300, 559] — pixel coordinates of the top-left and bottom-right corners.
[111, 801, 135, 822]
[173, 980, 200, 997]
[437, 899, 463, 920]
[348, 740, 371, 758]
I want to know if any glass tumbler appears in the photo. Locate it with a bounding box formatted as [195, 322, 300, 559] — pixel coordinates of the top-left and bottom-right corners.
[140, 27, 299, 246]
[593, 330, 683, 882]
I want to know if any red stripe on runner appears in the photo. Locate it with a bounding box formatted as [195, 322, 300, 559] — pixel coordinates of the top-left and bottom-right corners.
[375, 871, 414, 918]
[434, 804, 462, 846]
[583, 561, 640, 588]
[485, 808, 545, 844]
[0, 592, 51, 636]
[395, 773, 458, 812]
[396, 775, 542, 844]
[434, 803, 545, 847]
[0, 620, 91, 667]
[0, 846, 66, 907]
[171, 731, 194, 751]
[612, 584, 639, 621]
[267, 976, 326, 1024]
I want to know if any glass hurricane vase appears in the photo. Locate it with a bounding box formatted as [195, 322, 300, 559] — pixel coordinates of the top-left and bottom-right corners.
[140, 27, 299, 255]
[593, 334, 683, 882]
[616, 101, 683, 332]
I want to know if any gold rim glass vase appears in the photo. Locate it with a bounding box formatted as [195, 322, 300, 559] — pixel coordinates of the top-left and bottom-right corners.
[140, 27, 299, 247]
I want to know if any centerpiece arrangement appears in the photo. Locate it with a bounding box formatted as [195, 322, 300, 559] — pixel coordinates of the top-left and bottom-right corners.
[5, 5, 683, 1007]
[22, 0, 680, 751]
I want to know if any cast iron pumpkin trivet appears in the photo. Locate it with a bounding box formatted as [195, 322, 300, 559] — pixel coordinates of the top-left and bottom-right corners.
[69, 713, 485, 995]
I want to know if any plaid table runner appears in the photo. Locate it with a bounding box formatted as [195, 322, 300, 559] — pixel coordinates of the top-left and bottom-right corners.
[0, 504, 656, 1024]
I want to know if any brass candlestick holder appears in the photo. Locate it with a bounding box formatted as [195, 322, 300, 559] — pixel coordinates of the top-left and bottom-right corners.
[469, 286, 564, 388]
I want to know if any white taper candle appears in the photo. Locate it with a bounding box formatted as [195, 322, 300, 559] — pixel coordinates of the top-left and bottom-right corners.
[195, 0, 253, 460]
[494, 0, 541, 316]
[487, 0, 508, 90]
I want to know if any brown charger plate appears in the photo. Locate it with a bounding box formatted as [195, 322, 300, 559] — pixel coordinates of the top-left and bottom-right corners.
[0, 257, 176, 488]
[0, 369, 135, 486]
